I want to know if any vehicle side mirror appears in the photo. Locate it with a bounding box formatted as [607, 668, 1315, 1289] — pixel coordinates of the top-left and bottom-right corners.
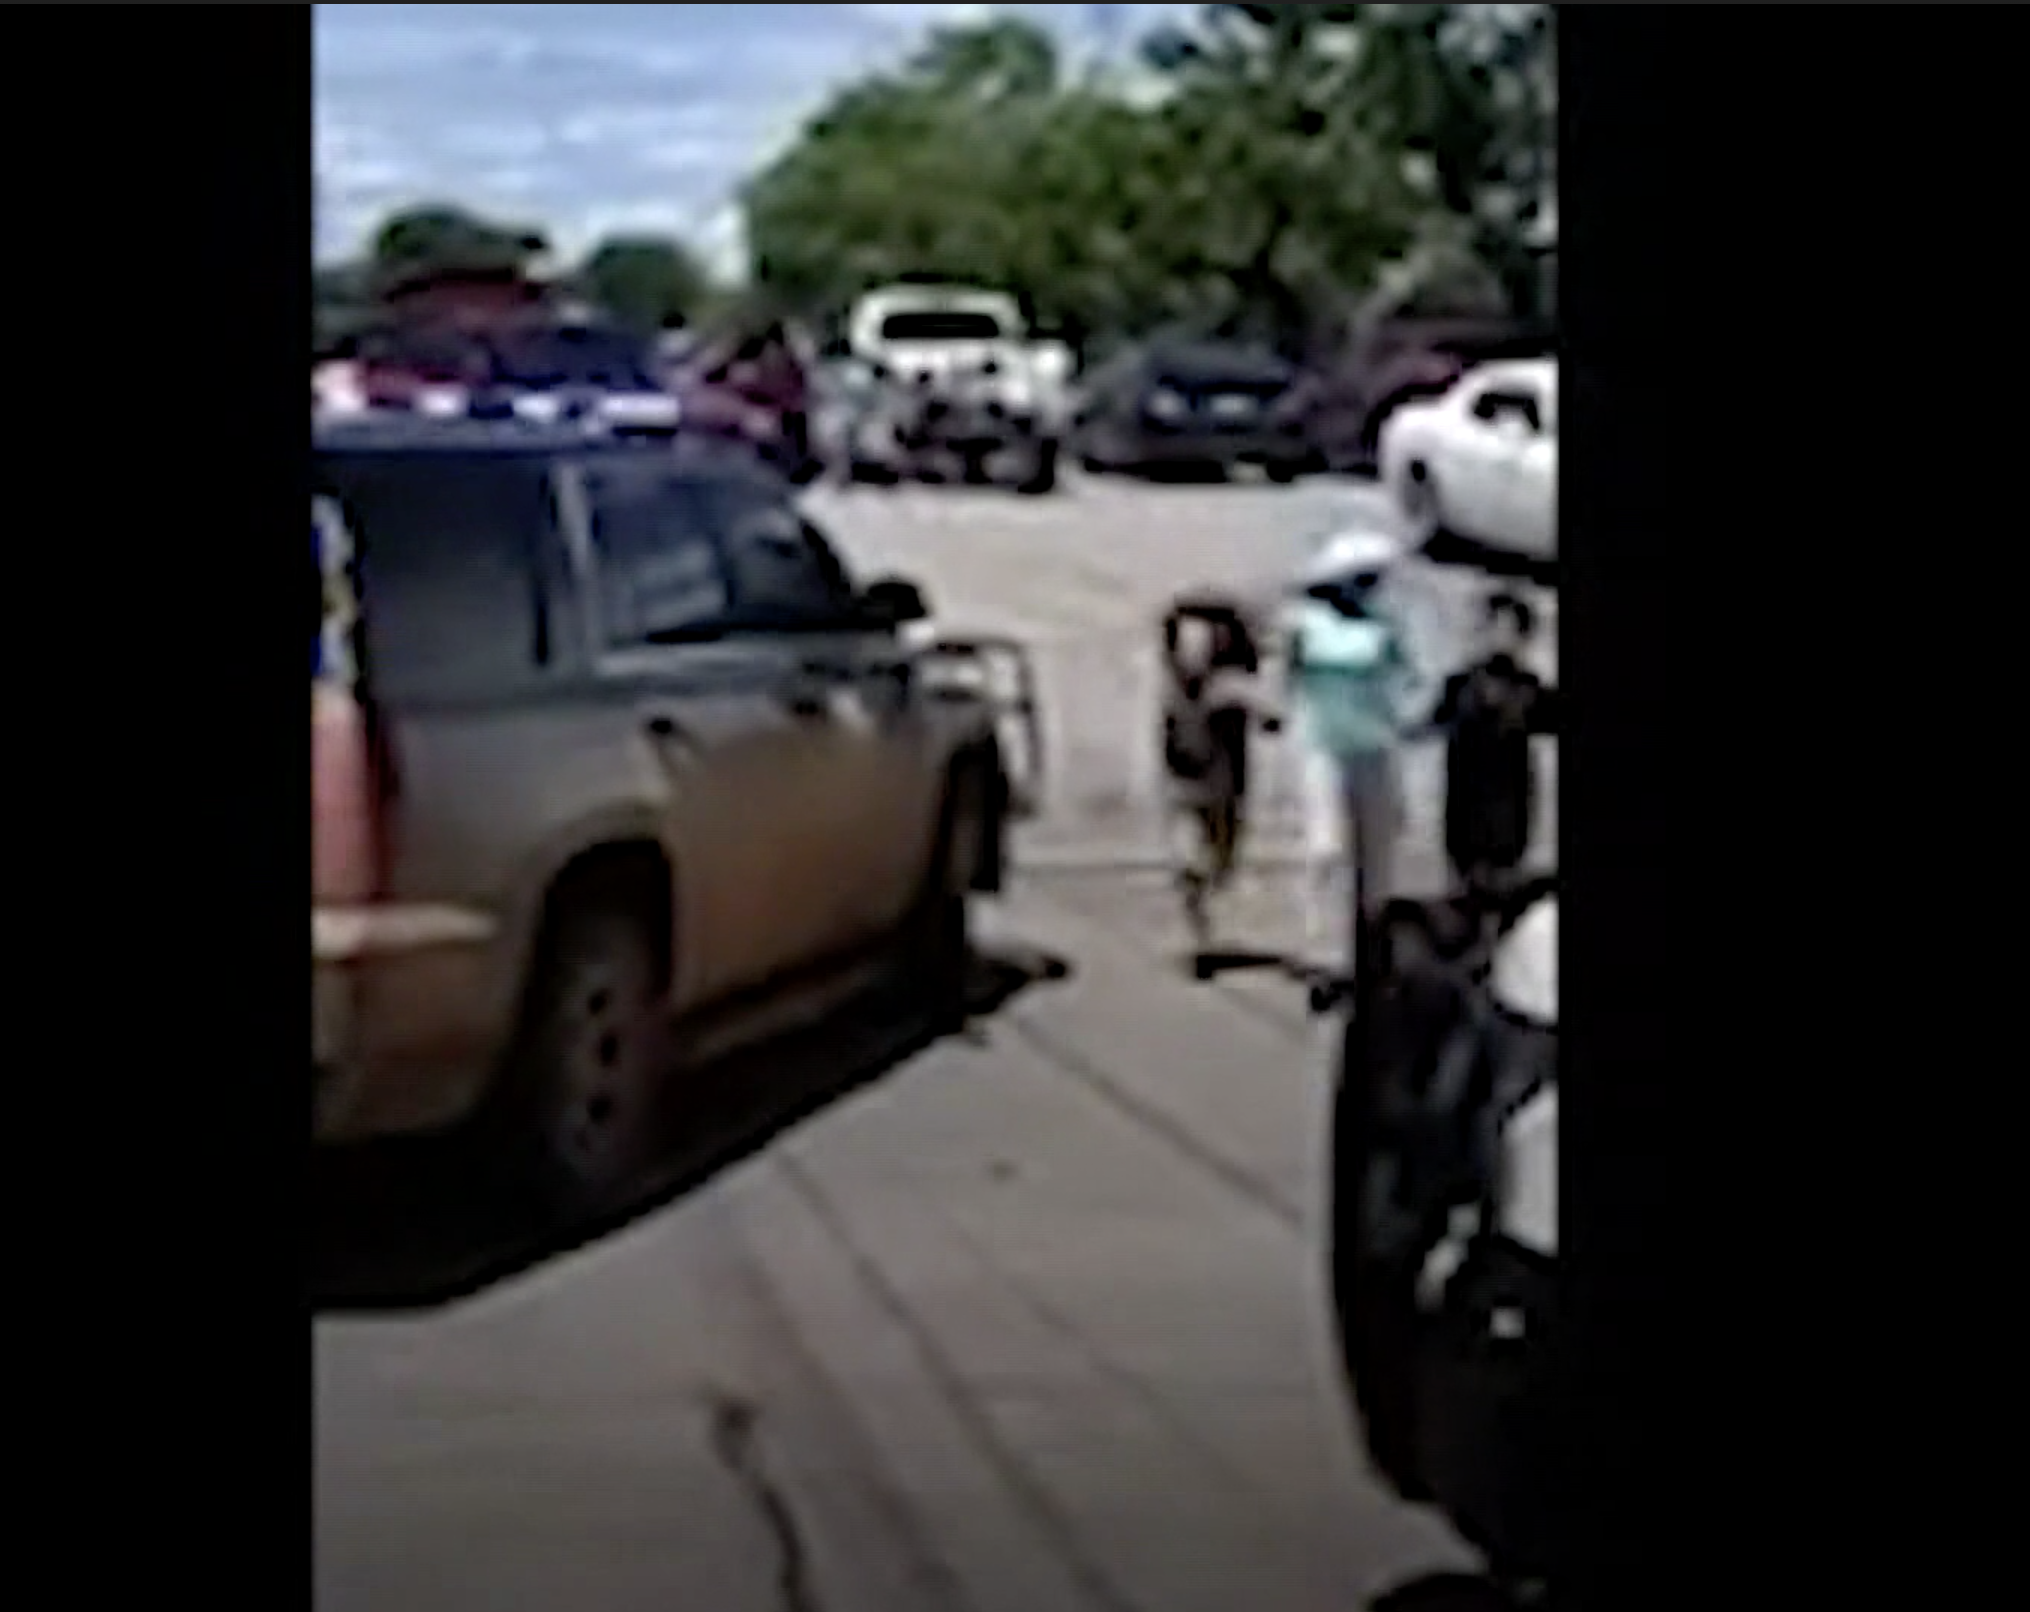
[860, 576, 930, 629]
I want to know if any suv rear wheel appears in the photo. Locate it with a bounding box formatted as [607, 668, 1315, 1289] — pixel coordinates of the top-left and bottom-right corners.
[491, 901, 670, 1220]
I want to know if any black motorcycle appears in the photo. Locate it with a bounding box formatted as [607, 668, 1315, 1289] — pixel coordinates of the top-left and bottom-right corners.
[1329, 880, 1560, 1608]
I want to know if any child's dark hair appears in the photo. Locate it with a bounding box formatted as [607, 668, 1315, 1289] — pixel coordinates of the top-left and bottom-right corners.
[1486, 590, 1535, 636]
[1161, 597, 1260, 674]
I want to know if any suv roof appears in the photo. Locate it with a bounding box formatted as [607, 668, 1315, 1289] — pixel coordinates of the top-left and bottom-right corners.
[312, 416, 786, 487]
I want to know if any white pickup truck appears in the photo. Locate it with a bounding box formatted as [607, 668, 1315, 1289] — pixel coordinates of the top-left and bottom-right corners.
[841, 284, 1073, 494]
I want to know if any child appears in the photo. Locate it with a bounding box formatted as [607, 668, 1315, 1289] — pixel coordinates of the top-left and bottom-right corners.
[1428, 590, 1557, 912]
[1283, 528, 1424, 1011]
[1159, 595, 1278, 973]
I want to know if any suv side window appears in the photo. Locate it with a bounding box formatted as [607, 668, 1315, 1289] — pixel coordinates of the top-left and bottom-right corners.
[710, 481, 860, 630]
[581, 463, 732, 647]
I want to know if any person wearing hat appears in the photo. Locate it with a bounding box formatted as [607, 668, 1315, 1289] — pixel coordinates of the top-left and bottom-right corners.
[1283, 526, 1425, 1009]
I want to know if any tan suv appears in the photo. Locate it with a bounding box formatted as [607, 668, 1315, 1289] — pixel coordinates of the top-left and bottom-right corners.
[313, 419, 1018, 1213]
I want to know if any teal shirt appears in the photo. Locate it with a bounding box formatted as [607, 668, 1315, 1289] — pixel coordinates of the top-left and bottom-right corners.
[1286, 599, 1417, 758]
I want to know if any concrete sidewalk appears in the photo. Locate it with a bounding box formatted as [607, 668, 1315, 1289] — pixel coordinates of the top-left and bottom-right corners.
[316, 875, 1477, 1612]
[721, 887, 1473, 1612]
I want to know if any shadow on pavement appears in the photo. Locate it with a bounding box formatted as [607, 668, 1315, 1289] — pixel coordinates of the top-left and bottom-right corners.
[1190, 946, 1290, 980]
[1371, 1570, 1542, 1612]
[1090, 462, 1250, 487]
[1421, 531, 1558, 591]
[311, 942, 1073, 1315]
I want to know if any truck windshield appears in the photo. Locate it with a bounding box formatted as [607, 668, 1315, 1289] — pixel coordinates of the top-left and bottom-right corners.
[879, 312, 1005, 342]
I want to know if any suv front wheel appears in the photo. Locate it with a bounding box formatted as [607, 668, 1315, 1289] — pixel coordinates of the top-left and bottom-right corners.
[903, 762, 988, 1029]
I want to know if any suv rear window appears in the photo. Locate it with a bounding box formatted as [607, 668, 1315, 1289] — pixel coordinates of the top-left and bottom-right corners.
[314, 451, 559, 699]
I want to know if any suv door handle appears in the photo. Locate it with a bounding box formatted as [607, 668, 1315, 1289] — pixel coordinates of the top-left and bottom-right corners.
[782, 683, 829, 719]
[643, 712, 700, 751]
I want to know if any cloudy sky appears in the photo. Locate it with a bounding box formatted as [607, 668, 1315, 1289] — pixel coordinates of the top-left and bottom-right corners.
[314, 3, 1192, 274]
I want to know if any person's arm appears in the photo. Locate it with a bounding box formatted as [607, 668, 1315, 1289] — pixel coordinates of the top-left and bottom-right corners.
[1402, 669, 1463, 743]
[1207, 671, 1281, 730]
[1432, 670, 1465, 729]
[1385, 621, 1435, 736]
[1242, 676, 1284, 732]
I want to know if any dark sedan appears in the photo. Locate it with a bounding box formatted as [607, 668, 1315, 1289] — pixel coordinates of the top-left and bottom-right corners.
[1073, 341, 1312, 481]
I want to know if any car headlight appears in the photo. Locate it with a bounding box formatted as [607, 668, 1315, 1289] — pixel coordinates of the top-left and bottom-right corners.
[601, 392, 682, 428]
[1148, 387, 1187, 420]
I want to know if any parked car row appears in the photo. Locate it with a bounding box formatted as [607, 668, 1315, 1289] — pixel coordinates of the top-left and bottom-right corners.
[1059, 336, 1558, 563]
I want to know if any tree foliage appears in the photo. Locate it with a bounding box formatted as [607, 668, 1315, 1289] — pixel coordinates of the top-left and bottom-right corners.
[574, 235, 711, 334]
[742, 3, 1553, 354]
[313, 5, 1553, 361]
[369, 204, 550, 290]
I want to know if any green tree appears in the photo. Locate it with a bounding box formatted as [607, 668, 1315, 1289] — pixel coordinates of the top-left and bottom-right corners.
[735, 5, 1552, 351]
[575, 235, 710, 334]
[744, 17, 1080, 323]
[368, 204, 549, 291]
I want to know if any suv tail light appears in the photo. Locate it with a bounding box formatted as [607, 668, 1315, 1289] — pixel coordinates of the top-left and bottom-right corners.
[313, 496, 390, 903]
[312, 684, 390, 903]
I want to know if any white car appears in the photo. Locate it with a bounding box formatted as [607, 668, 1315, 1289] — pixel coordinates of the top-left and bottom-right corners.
[1378, 359, 1557, 560]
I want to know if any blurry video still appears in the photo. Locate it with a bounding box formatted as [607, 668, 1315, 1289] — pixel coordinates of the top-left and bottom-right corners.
[315, 6, 1562, 1611]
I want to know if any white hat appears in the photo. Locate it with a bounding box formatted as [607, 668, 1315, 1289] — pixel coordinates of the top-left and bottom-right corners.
[1298, 526, 1404, 587]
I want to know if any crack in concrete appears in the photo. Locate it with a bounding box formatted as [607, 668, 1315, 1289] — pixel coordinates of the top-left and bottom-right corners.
[703, 1390, 823, 1612]
[775, 1155, 1145, 1612]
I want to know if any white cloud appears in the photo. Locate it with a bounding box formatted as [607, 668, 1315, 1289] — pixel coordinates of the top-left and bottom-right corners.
[563, 200, 694, 254]
[854, 3, 999, 25]
[469, 165, 561, 201]
[694, 203, 750, 285]
[555, 106, 717, 151]
[435, 122, 555, 164]
[314, 4, 1198, 266]
[638, 134, 738, 178]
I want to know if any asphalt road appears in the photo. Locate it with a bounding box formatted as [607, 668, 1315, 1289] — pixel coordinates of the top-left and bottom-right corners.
[315, 472, 1555, 1612]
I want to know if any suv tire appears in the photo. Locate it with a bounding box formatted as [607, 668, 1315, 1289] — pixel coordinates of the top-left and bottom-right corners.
[491, 901, 669, 1221]
[904, 764, 984, 1030]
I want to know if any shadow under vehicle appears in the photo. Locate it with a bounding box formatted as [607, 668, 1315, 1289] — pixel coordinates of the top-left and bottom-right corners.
[312, 939, 1072, 1312]
[314, 416, 1038, 1223]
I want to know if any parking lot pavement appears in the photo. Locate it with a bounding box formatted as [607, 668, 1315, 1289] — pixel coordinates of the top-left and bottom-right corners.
[315, 877, 1474, 1612]
[809, 475, 1555, 865]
